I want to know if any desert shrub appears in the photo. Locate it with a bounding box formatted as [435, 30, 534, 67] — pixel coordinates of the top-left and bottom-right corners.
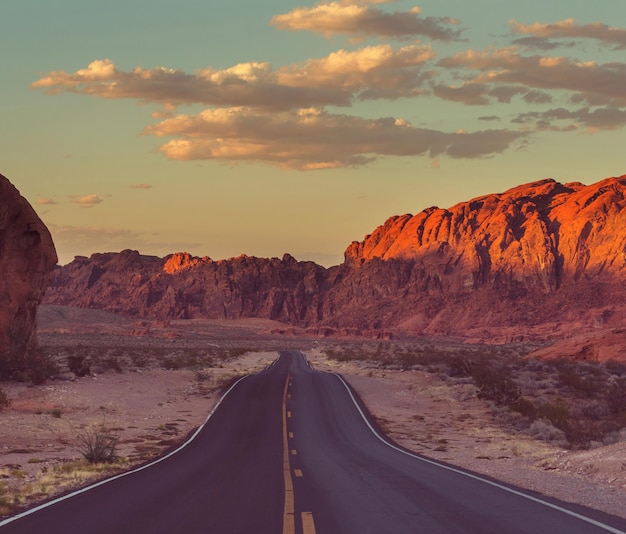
[160, 356, 183, 370]
[0, 387, 10, 410]
[529, 419, 567, 446]
[78, 428, 119, 464]
[472, 363, 522, 407]
[67, 355, 90, 377]
[228, 348, 249, 359]
[324, 348, 368, 362]
[398, 351, 420, 370]
[606, 379, 626, 415]
[102, 357, 122, 373]
[604, 359, 626, 377]
[448, 356, 475, 378]
[557, 364, 602, 398]
[536, 399, 569, 428]
[563, 420, 606, 449]
[0, 346, 56, 384]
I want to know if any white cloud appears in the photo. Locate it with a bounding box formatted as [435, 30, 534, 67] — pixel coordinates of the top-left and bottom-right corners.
[145, 107, 526, 170]
[509, 18, 626, 50]
[68, 194, 103, 208]
[439, 47, 626, 108]
[32, 45, 436, 108]
[36, 198, 57, 205]
[270, 1, 461, 41]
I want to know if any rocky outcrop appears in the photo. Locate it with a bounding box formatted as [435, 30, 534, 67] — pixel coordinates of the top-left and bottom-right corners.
[46, 250, 328, 323]
[333, 176, 626, 335]
[44, 175, 626, 338]
[0, 174, 57, 378]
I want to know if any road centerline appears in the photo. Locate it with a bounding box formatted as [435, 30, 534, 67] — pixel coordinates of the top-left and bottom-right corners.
[282, 372, 295, 534]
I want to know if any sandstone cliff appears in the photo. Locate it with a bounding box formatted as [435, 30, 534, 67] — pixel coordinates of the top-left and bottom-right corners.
[333, 176, 626, 336]
[47, 250, 327, 323]
[0, 173, 57, 379]
[44, 176, 626, 339]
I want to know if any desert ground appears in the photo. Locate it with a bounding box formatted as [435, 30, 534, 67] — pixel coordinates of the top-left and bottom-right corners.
[0, 305, 625, 520]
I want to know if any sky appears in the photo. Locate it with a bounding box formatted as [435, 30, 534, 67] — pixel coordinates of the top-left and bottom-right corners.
[2, 0, 626, 266]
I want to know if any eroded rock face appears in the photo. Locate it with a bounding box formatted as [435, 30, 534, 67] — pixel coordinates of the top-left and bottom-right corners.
[344, 177, 626, 291]
[46, 250, 327, 323]
[44, 176, 626, 338]
[334, 176, 626, 335]
[0, 174, 57, 377]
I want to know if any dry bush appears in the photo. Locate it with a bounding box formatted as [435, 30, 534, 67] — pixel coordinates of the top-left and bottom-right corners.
[67, 355, 91, 377]
[0, 387, 10, 410]
[528, 419, 567, 446]
[78, 428, 119, 464]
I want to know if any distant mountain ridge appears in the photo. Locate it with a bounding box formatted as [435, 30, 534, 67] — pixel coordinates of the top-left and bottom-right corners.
[44, 175, 626, 340]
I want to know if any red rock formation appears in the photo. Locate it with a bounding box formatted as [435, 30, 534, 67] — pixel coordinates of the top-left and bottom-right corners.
[333, 176, 626, 335]
[46, 250, 327, 323]
[0, 173, 57, 378]
[44, 175, 626, 339]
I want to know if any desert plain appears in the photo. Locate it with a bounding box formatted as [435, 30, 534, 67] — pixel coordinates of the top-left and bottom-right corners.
[0, 305, 625, 521]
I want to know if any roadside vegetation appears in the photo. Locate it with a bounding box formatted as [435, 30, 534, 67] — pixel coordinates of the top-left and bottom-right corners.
[38, 344, 254, 377]
[0, 343, 259, 519]
[324, 343, 626, 450]
[0, 459, 129, 517]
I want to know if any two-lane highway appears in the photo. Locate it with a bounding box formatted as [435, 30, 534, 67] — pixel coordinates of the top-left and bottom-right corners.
[283, 352, 626, 533]
[2, 351, 626, 533]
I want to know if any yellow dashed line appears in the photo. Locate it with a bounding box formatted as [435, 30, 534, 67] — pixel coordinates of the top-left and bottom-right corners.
[302, 512, 317, 534]
[282, 374, 295, 534]
[294, 469, 303, 478]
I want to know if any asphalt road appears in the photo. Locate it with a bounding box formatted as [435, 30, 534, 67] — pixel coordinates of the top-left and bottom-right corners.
[2, 351, 626, 534]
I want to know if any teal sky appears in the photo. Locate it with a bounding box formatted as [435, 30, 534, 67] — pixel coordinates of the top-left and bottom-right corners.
[2, 0, 626, 266]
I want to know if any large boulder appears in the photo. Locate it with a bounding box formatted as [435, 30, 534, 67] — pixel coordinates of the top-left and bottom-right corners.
[0, 173, 57, 380]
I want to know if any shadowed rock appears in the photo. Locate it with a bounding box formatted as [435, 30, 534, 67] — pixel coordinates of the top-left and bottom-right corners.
[0, 173, 57, 379]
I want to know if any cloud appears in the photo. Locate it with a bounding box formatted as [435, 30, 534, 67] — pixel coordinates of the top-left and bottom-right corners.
[33, 6, 626, 170]
[32, 45, 436, 109]
[36, 198, 57, 205]
[509, 19, 626, 50]
[438, 47, 626, 108]
[144, 107, 526, 170]
[130, 183, 152, 189]
[68, 194, 103, 208]
[270, 1, 462, 41]
[512, 106, 626, 132]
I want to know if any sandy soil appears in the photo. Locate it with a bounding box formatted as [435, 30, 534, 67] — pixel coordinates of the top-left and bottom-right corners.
[1, 307, 625, 520]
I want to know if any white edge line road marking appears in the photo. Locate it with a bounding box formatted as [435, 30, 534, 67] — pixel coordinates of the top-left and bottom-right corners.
[0, 373, 253, 528]
[332, 372, 626, 534]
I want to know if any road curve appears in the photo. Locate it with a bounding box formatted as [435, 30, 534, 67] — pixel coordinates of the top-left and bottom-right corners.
[1, 351, 626, 534]
[285, 352, 626, 534]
